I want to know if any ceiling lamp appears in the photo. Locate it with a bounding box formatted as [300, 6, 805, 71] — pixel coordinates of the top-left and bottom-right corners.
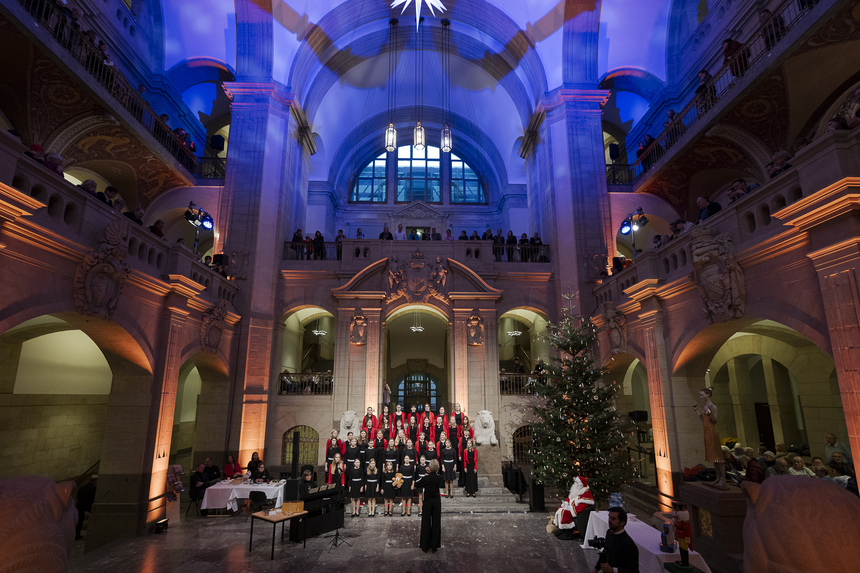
[385, 19, 398, 152]
[410, 312, 424, 333]
[506, 330, 522, 337]
[440, 19, 452, 153]
[413, 18, 425, 152]
[311, 311, 327, 336]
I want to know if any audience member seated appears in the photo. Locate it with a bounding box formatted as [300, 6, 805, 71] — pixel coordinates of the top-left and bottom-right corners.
[744, 456, 766, 484]
[773, 442, 792, 460]
[758, 450, 776, 469]
[828, 452, 855, 479]
[787, 456, 815, 477]
[203, 457, 221, 484]
[251, 462, 272, 483]
[24, 143, 46, 163]
[43, 153, 65, 175]
[811, 456, 837, 479]
[722, 445, 742, 471]
[95, 186, 119, 206]
[78, 179, 98, 197]
[149, 219, 165, 238]
[735, 445, 750, 469]
[123, 207, 144, 225]
[765, 457, 788, 479]
[825, 432, 853, 466]
[189, 463, 210, 514]
[223, 455, 242, 479]
[696, 195, 722, 223]
[247, 451, 263, 475]
[770, 151, 793, 178]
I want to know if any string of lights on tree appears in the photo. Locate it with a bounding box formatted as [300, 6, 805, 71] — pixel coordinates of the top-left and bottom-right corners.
[528, 292, 635, 504]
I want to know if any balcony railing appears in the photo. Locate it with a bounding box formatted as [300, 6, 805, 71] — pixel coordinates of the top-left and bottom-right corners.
[282, 239, 551, 264]
[613, 0, 820, 185]
[500, 373, 543, 395]
[278, 372, 333, 396]
[16, 0, 224, 180]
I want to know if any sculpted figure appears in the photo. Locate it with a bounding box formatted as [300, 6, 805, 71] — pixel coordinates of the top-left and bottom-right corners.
[693, 387, 727, 488]
[473, 410, 498, 446]
[339, 410, 361, 437]
[466, 315, 484, 346]
[689, 227, 745, 323]
[602, 301, 627, 355]
[349, 313, 367, 345]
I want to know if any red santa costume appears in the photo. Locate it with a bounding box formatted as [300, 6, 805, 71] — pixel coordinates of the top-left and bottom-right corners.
[552, 476, 594, 529]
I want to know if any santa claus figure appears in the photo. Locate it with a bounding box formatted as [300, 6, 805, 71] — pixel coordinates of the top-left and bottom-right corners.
[552, 476, 594, 529]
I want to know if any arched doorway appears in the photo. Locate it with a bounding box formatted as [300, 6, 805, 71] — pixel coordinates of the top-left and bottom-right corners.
[279, 307, 336, 394]
[394, 372, 440, 411]
[281, 425, 320, 468]
[512, 425, 533, 467]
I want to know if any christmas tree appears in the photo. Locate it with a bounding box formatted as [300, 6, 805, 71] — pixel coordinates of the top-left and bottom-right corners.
[529, 310, 635, 505]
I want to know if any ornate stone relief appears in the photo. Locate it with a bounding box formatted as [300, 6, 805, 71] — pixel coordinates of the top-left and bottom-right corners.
[602, 301, 627, 355]
[229, 251, 250, 280]
[466, 314, 484, 346]
[349, 312, 367, 345]
[689, 227, 745, 324]
[393, 201, 445, 221]
[385, 250, 449, 303]
[73, 218, 131, 320]
[201, 299, 229, 353]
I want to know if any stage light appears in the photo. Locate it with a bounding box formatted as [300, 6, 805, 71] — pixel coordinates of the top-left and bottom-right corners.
[620, 219, 632, 235]
[200, 215, 214, 230]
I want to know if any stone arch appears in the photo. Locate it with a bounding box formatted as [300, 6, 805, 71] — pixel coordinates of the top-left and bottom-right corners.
[280, 306, 338, 381]
[599, 68, 666, 104]
[165, 57, 236, 94]
[281, 425, 320, 467]
[511, 424, 533, 466]
[704, 123, 772, 180]
[498, 308, 551, 375]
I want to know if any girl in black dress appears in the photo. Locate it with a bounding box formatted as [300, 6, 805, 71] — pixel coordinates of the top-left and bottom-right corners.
[424, 440, 438, 463]
[415, 459, 443, 552]
[406, 417, 419, 443]
[421, 418, 434, 443]
[448, 416, 462, 478]
[433, 417, 446, 445]
[416, 455, 428, 515]
[357, 431, 368, 467]
[325, 430, 342, 472]
[462, 440, 479, 497]
[416, 433, 428, 458]
[400, 454, 415, 517]
[381, 461, 397, 517]
[384, 440, 399, 472]
[344, 437, 360, 468]
[440, 439, 457, 497]
[347, 459, 364, 516]
[364, 459, 379, 516]
[328, 452, 346, 486]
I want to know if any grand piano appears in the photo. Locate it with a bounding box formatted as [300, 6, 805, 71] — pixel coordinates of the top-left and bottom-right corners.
[289, 484, 345, 543]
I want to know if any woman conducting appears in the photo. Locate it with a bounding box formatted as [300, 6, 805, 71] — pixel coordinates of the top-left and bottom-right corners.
[415, 459, 443, 552]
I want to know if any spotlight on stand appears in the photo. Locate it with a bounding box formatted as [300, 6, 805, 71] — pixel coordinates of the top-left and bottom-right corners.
[620, 219, 632, 235]
[184, 202, 213, 255]
[618, 207, 648, 259]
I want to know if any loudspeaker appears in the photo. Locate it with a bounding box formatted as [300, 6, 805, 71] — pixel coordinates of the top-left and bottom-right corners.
[212, 254, 227, 266]
[283, 478, 302, 501]
[608, 143, 620, 161]
[291, 431, 300, 477]
[209, 134, 225, 151]
[628, 410, 649, 423]
[530, 478, 545, 512]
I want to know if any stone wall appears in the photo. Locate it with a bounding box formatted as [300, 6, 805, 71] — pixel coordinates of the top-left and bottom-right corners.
[171, 422, 194, 455]
[0, 394, 108, 480]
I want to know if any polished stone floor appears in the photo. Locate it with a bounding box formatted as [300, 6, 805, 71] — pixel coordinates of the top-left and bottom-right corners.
[69, 510, 596, 572]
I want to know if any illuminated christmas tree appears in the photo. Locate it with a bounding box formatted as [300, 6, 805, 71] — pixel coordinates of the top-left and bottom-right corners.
[529, 305, 635, 504]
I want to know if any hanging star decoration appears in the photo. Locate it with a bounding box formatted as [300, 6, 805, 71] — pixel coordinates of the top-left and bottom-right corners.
[390, 0, 447, 29]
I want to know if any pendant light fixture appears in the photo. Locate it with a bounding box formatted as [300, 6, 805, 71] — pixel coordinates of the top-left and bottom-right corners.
[413, 18, 425, 151]
[410, 312, 424, 333]
[385, 19, 398, 152]
[440, 19, 452, 153]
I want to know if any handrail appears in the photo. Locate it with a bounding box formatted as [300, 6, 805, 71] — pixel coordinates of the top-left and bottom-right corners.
[16, 0, 225, 180]
[617, 0, 817, 185]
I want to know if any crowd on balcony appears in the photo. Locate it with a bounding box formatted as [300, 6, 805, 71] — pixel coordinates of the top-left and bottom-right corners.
[289, 224, 548, 263]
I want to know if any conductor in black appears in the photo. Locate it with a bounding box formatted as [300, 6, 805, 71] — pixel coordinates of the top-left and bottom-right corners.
[414, 458, 443, 552]
[590, 507, 639, 573]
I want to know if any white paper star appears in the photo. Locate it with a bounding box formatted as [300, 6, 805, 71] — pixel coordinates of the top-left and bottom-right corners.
[390, 0, 447, 29]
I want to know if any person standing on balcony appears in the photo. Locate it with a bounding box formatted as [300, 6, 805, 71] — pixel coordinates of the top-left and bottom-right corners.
[379, 226, 393, 240]
[430, 227, 442, 240]
[335, 229, 345, 260]
[394, 223, 408, 240]
[696, 195, 721, 223]
[312, 231, 326, 260]
[291, 228, 303, 260]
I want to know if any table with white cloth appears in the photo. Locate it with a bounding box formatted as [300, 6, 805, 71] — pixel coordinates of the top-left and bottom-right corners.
[581, 511, 712, 573]
[201, 481, 284, 512]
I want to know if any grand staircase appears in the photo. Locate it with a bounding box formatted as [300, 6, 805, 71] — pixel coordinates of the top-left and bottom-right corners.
[435, 477, 532, 514]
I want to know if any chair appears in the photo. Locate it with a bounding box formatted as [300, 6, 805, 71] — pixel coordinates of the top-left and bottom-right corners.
[246, 490, 275, 521]
[185, 496, 201, 517]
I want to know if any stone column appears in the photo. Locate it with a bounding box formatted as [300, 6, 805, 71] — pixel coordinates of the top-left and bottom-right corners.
[726, 357, 759, 448]
[218, 82, 307, 466]
[535, 88, 612, 310]
[363, 308, 382, 411]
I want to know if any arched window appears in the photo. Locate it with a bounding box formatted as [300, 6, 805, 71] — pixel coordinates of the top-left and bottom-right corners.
[282, 425, 320, 467]
[512, 425, 533, 466]
[350, 146, 486, 204]
[395, 372, 438, 411]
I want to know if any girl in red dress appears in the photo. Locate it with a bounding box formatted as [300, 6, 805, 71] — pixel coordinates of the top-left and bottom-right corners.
[462, 440, 479, 497]
[325, 430, 342, 472]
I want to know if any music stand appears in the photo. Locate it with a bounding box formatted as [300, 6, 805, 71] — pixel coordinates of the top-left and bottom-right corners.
[321, 490, 351, 551]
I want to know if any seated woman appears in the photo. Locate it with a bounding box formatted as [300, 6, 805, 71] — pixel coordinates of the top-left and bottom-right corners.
[251, 462, 272, 483]
[246, 451, 263, 475]
[223, 455, 242, 479]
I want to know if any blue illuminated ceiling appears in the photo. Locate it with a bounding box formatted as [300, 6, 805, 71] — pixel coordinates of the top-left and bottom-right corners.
[159, 0, 674, 179]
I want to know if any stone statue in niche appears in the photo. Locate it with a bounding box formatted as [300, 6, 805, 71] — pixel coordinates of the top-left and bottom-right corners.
[386, 255, 406, 301]
[602, 301, 627, 355]
[466, 314, 484, 346]
[201, 299, 229, 353]
[349, 313, 367, 345]
[73, 218, 131, 320]
[689, 226, 745, 323]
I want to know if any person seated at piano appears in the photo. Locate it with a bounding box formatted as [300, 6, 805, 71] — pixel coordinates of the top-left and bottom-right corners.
[299, 468, 317, 498]
[347, 459, 364, 517]
[328, 452, 346, 485]
[251, 462, 272, 483]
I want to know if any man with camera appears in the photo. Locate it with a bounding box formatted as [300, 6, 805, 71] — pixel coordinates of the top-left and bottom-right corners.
[589, 507, 639, 573]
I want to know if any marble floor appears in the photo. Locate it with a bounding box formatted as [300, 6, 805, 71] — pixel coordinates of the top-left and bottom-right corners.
[69, 509, 597, 573]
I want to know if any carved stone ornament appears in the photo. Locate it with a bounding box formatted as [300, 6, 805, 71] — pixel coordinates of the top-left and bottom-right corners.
[349, 313, 368, 345]
[602, 301, 627, 355]
[201, 299, 229, 353]
[466, 314, 484, 346]
[385, 250, 449, 303]
[689, 226, 745, 324]
[229, 250, 249, 280]
[394, 201, 444, 221]
[73, 218, 131, 320]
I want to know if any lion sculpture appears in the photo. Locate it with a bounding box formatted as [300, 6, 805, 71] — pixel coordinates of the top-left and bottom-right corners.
[339, 410, 361, 437]
[473, 410, 498, 446]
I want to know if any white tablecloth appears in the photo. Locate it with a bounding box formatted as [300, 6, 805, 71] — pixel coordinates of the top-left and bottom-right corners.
[582, 511, 712, 573]
[201, 482, 284, 511]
